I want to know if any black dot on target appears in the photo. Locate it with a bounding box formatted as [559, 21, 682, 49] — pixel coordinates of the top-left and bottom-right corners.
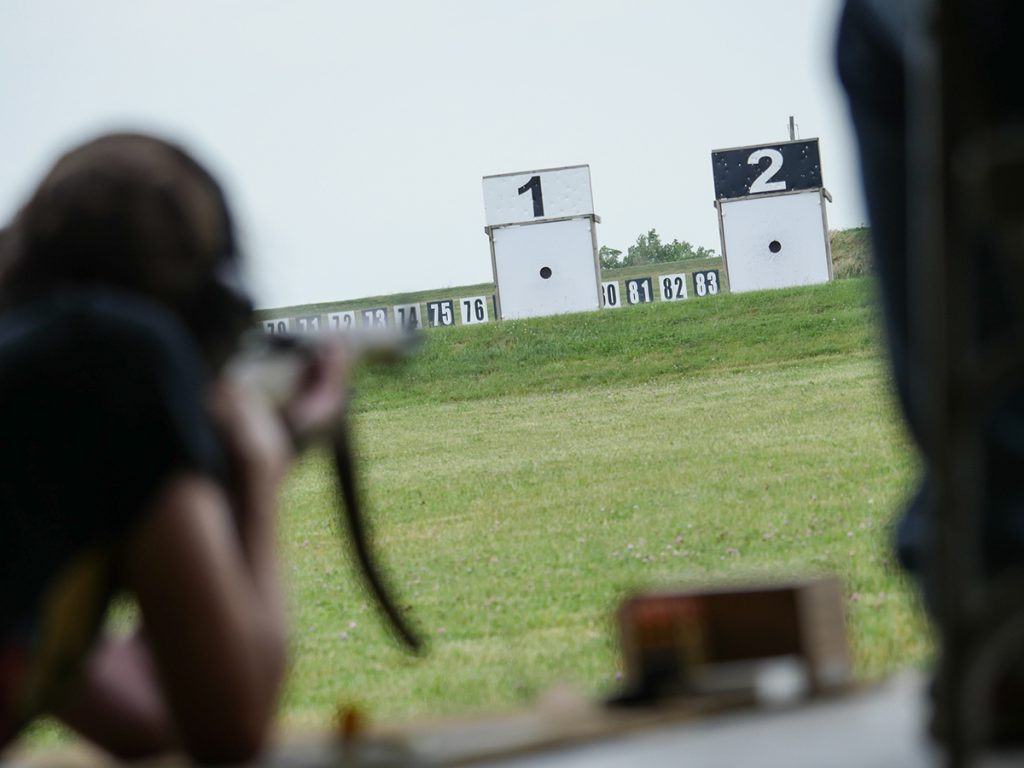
[539, 266, 552, 279]
[769, 240, 782, 254]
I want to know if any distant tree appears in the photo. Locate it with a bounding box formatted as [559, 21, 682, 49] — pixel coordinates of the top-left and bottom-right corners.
[623, 228, 716, 265]
[688, 244, 718, 260]
[598, 245, 623, 269]
[665, 240, 718, 261]
[624, 229, 662, 266]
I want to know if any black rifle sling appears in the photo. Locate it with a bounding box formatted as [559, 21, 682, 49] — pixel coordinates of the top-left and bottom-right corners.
[331, 423, 423, 653]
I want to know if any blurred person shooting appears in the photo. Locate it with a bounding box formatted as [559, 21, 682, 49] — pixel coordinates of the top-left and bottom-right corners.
[0, 133, 349, 763]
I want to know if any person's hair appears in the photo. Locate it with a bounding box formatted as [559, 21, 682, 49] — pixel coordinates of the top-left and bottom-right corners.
[2, 132, 252, 369]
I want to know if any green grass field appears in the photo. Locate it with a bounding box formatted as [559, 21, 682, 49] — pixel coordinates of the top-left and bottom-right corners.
[274, 276, 929, 727]
[830, 227, 872, 279]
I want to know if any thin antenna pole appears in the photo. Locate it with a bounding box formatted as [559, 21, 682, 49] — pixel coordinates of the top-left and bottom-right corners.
[788, 116, 796, 141]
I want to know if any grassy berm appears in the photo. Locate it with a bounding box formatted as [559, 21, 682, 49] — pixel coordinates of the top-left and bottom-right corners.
[276, 276, 928, 727]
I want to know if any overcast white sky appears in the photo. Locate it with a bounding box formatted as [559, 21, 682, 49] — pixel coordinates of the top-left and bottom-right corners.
[0, 0, 864, 310]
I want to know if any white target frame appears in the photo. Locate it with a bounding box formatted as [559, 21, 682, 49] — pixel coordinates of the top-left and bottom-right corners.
[711, 138, 833, 294]
[482, 165, 602, 321]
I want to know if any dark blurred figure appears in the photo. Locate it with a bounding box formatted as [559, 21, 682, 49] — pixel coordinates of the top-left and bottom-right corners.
[0, 133, 347, 763]
[0, 227, 14, 284]
[838, 0, 1024, 605]
[839, 0, 1024, 752]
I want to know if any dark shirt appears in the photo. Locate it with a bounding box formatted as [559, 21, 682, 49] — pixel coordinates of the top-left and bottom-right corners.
[0, 289, 224, 743]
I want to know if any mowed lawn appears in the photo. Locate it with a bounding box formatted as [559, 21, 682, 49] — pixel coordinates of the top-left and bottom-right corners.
[276, 277, 930, 726]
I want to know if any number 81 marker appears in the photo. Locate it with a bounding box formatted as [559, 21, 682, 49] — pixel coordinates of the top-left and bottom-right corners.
[625, 278, 653, 305]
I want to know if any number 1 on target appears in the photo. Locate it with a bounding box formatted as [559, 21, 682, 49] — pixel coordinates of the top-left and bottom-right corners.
[517, 175, 544, 217]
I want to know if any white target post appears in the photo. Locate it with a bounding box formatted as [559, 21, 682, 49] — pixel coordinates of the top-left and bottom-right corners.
[711, 138, 832, 293]
[482, 165, 602, 320]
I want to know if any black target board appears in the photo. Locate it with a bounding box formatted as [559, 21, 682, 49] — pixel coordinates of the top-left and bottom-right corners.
[625, 278, 654, 305]
[692, 270, 720, 297]
[426, 300, 455, 327]
[711, 139, 822, 200]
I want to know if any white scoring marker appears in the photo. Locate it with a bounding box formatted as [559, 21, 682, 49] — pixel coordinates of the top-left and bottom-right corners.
[693, 270, 720, 297]
[327, 310, 356, 330]
[602, 281, 622, 309]
[625, 278, 654, 305]
[262, 318, 290, 335]
[360, 307, 389, 329]
[393, 303, 422, 331]
[426, 300, 455, 328]
[460, 296, 490, 325]
[294, 315, 322, 333]
[659, 273, 688, 301]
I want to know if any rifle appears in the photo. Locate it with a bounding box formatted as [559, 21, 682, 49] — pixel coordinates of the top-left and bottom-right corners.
[227, 327, 424, 654]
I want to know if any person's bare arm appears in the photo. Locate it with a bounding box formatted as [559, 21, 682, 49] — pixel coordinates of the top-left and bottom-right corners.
[124, 470, 287, 763]
[52, 630, 179, 759]
[55, 468, 287, 763]
[52, 341, 349, 763]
